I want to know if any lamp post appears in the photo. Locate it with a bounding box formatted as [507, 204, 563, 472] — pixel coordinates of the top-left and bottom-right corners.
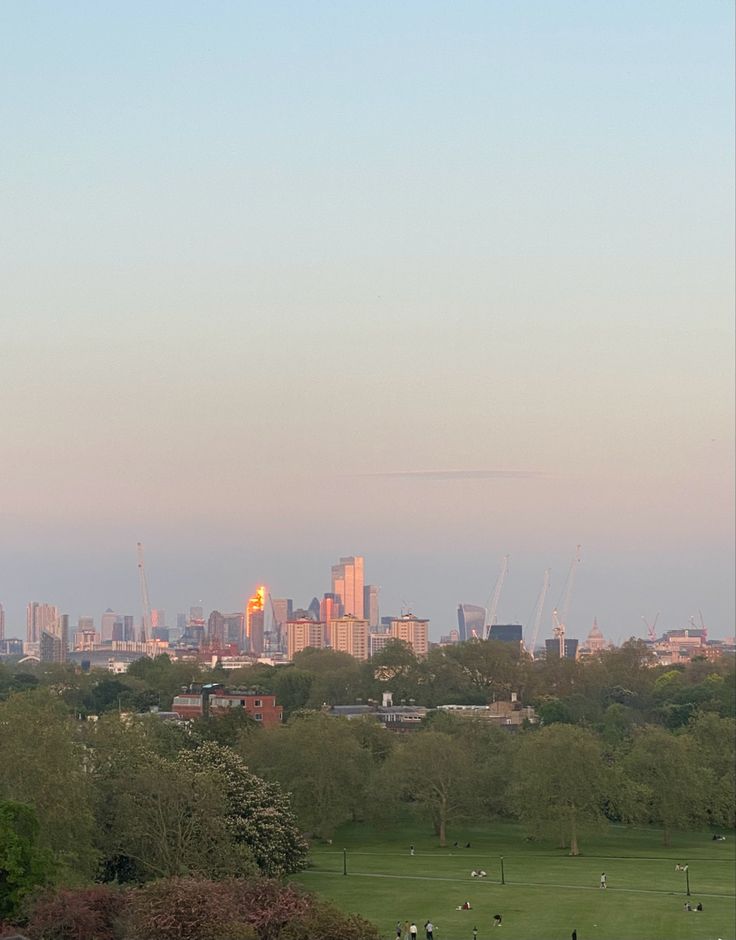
[500, 856, 505, 885]
[685, 864, 690, 897]
[343, 848, 347, 876]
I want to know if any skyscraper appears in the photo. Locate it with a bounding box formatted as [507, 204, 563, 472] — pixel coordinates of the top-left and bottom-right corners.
[0, 603, 4, 641]
[363, 585, 380, 628]
[457, 604, 486, 642]
[245, 586, 266, 655]
[270, 598, 293, 650]
[207, 610, 226, 647]
[26, 602, 60, 645]
[100, 609, 117, 643]
[331, 556, 364, 618]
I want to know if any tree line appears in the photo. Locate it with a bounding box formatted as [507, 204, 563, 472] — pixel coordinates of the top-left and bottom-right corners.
[0, 639, 733, 934]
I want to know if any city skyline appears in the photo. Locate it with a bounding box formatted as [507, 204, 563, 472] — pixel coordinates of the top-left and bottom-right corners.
[1, 2, 733, 645]
[1, 542, 732, 646]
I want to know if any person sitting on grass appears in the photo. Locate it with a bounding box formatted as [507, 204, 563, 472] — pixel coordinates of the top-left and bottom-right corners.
[456, 901, 473, 910]
[696, 902, 703, 911]
[479, 869, 487, 878]
[684, 902, 692, 912]
[493, 913, 503, 927]
[471, 870, 478, 878]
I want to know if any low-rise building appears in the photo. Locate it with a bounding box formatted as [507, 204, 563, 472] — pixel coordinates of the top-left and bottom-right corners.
[171, 684, 282, 727]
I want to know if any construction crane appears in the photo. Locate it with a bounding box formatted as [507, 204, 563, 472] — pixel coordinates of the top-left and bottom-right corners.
[136, 542, 152, 644]
[642, 612, 660, 642]
[552, 607, 565, 658]
[550, 546, 581, 656]
[526, 569, 551, 659]
[689, 610, 708, 642]
[484, 555, 510, 640]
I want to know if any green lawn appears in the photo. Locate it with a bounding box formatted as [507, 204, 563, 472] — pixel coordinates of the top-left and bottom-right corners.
[293, 821, 736, 940]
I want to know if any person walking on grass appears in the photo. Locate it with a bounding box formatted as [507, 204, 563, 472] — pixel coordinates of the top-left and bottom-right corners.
[600, 872, 607, 889]
[572, 930, 577, 940]
[425, 920, 434, 939]
[410, 922, 418, 939]
[396, 922, 402, 939]
[410, 844, 415, 856]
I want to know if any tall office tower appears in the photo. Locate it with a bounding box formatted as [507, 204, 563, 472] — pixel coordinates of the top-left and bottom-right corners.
[225, 613, 244, 646]
[112, 619, 124, 641]
[151, 609, 166, 630]
[78, 616, 94, 632]
[545, 637, 579, 660]
[270, 598, 292, 650]
[488, 623, 523, 644]
[190, 605, 204, 622]
[457, 604, 486, 642]
[307, 596, 321, 621]
[330, 615, 369, 661]
[363, 585, 379, 628]
[177, 613, 187, 631]
[122, 615, 135, 642]
[38, 612, 68, 662]
[390, 614, 430, 657]
[245, 586, 266, 655]
[26, 602, 60, 645]
[286, 618, 326, 660]
[100, 609, 118, 642]
[0, 603, 4, 641]
[207, 610, 226, 647]
[319, 594, 342, 643]
[58, 614, 69, 661]
[331, 556, 364, 618]
[40, 630, 65, 663]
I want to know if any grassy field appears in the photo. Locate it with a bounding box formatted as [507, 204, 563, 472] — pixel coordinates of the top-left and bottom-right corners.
[293, 821, 736, 940]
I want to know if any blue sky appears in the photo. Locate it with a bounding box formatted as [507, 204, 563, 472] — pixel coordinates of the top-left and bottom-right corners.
[0, 1, 733, 640]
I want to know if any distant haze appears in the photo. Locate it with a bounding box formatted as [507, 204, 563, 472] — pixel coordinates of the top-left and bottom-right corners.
[1, 1, 733, 642]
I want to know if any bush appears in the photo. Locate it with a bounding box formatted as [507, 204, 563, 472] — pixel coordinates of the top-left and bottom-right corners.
[25, 885, 125, 940]
[124, 877, 309, 940]
[22, 876, 381, 940]
[279, 898, 382, 940]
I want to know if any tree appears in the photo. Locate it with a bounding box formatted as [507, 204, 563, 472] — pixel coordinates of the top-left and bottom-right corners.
[0, 690, 97, 877]
[685, 712, 736, 828]
[241, 714, 370, 837]
[0, 801, 53, 921]
[111, 754, 252, 880]
[178, 742, 308, 876]
[622, 726, 706, 845]
[444, 640, 526, 702]
[513, 724, 609, 855]
[381, 730, 480, 846]
[84, 716, 252, 881]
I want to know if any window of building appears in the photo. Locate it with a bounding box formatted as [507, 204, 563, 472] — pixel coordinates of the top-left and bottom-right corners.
[254, 713, 263, 721]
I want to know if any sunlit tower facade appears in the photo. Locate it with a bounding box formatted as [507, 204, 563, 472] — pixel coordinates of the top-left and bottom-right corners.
[331, 556, 364, 618]
[245, 586, 266, 655]
[26, 602, 60, 645]
[363, 584, 380, 628]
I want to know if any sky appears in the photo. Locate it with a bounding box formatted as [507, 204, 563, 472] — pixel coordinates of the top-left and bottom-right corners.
[1, 1, 733, 642]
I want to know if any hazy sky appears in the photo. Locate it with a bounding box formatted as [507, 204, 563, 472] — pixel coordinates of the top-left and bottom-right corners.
[1, 1, 733, 642]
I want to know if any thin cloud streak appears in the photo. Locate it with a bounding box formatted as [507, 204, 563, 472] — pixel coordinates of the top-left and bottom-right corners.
[357, 469, 547, 480]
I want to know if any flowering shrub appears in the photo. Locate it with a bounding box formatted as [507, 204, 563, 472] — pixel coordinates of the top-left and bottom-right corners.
[25, 884, 125, 940]
[178, 743, 308, 876]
